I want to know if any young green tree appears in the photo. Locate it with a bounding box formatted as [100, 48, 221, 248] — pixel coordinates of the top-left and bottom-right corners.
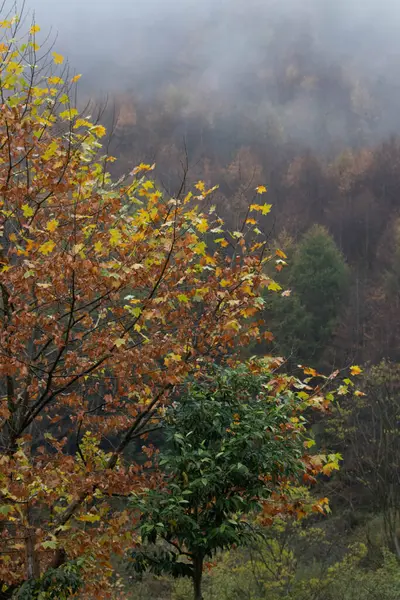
[268, 225, 349, 366]
[129, 362, 339, 600]
[291, 225, 349, 359]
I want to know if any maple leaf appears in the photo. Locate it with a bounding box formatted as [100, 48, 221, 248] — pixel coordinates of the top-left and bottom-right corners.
[46, 219, 59, 232]
[195, 181, 206, 192]
[38, 240, 56, 255]
[42, 140, 58, 161]
[177, 294, 190, 303]
[109, 228, 122, 246]
[52, 51, 64, 64]
[71, 74, 82, 83]
[22, 204, 34, 218]
[59, 108, 79, 120]
[255, 185, 267, 194]
[268, 281, 281, 292]
[193, 241, 206, 255]
[196, 218, 208, 233]
[91, 124, 107, 138]
[48, 76, 63, 85]
[350, 365, 362, 376]
[30, 24, 40, 34]
[260, 203, 272, 215]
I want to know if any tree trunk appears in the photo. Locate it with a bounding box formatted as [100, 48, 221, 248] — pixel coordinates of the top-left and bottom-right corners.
[25, 503, 40, 581]
[193, 555, 203, 600]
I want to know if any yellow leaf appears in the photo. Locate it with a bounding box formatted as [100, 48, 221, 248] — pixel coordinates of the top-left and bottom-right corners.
[276, 249, 287, 259]
[142, 180, 154, 190]
[30, 24, 40, 34]
[322, 462, 340, 476]
[109, 228, 122, 246]
[246, 218, 257, 225]
[303, 367, 318, 377]
[114, 338, 126, 348]
[46, 219, 59, 232]
[205, 255, 216, 266]
[74, 118, 92, 129]
[94, 241, 103, 253]
[304, 439, 316, 449]
[196, 218, 209, 233]
[195, 181, 205, 192]
[39, 240, 55, 255]
[9, 233, 17, 242]
[52, 52, 64, 65]
[193, 241, 206, 256]
[0, 43, 8, 52]
[48, 76, 63, 85]
[220, 279, 230, 288]
[77, 513, 100, 523]
[256, 185, 267, 194]
[164, 353, 182, 366]
[42, 140, 58, 161]
[177, 294, 190, 303]
[7, 61, 23, 75]
[350, 365, 362, 376]
[59, 108, 78, 120]
[215, 237, 229, 248]
[71, 74, 82, 83]
[22, 204, 34, 218]
[184, 191, 193, 204]
[72, 243, 84, 256]
[260, 203, 272, 215]
[91, 125, 106, 138]
[268, 281, 281, 292]
[0, 20, 11, 28]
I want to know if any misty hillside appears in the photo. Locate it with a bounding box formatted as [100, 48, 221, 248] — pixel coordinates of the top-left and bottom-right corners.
[28, 0, 400, 150]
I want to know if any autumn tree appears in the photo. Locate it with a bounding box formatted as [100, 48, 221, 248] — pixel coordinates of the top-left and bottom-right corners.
[128, 362, 339, 600]
[330, 362, 400, 558]
[0, 11, 288, 598]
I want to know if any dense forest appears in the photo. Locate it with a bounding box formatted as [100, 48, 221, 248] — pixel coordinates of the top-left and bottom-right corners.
[1, 1, 400, 598]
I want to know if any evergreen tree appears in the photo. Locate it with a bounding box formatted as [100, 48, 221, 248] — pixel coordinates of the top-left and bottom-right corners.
[269, 226, 349, 366]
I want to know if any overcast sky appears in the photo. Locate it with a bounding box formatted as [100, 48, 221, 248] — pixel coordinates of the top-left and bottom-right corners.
[11, 0, 400, 147]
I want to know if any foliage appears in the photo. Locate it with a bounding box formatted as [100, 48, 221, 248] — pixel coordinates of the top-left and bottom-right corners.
[0, 12, 285, 597]
[327, 361, 400, 557]
[125, 519, 400, 600]
[129, 362, 341, 599]
[269, 226, 349, 366]
[13, 560, 83, 600]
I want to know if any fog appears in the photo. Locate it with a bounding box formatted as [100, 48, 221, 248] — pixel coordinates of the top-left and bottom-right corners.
[16, 0, 400, 149]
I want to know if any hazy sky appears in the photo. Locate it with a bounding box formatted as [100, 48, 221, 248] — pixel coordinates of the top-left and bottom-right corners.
[21, 0, 400, 84]
[13, 0, 400, 147]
